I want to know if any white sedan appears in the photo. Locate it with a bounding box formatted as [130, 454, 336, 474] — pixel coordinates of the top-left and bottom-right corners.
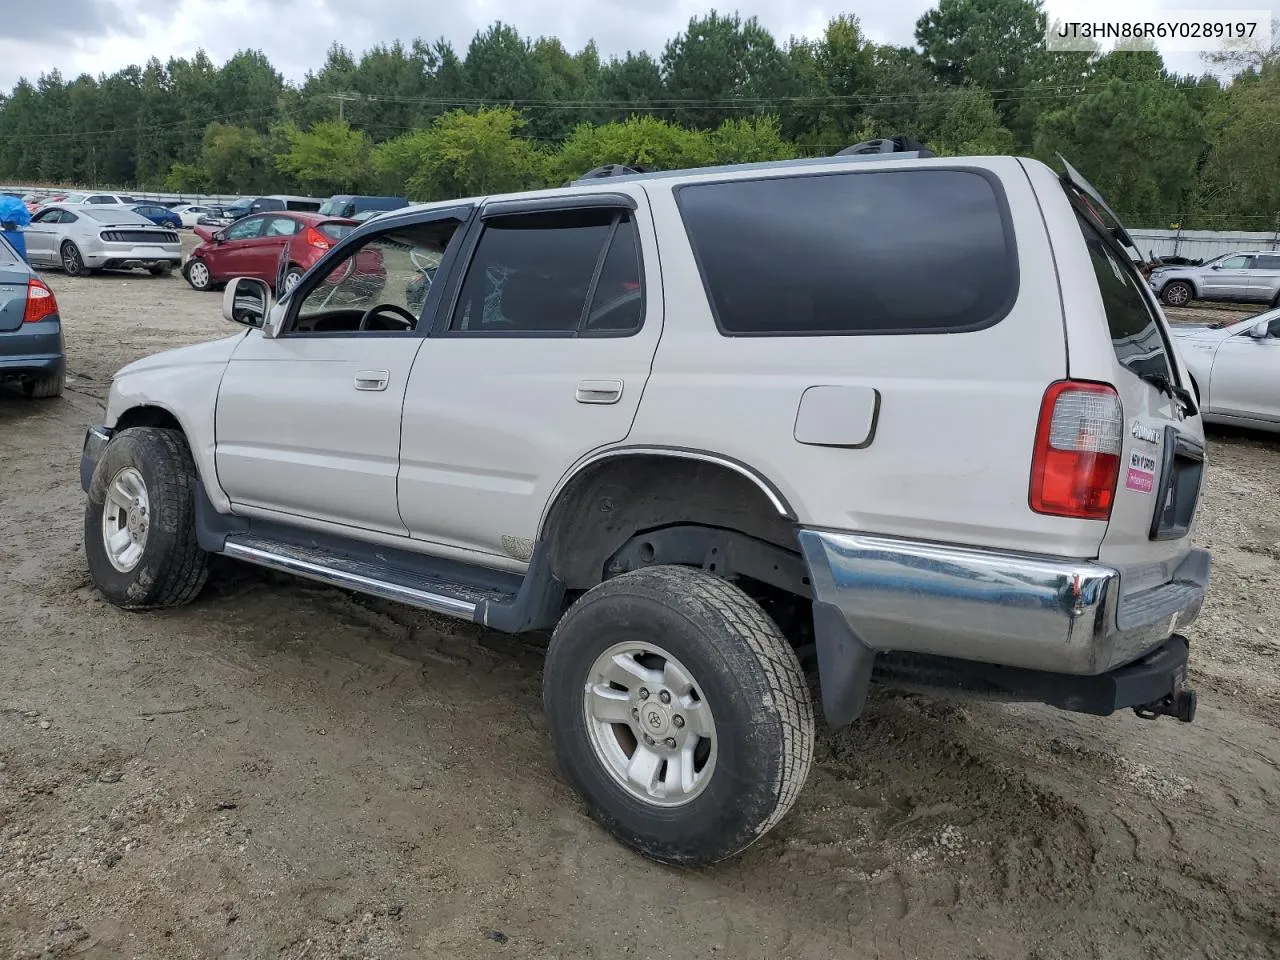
[1172, 307, 1280, 433]
[169, 204, 219, 228]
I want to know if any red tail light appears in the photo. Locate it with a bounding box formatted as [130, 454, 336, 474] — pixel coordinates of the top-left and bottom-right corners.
[304, 227, 331, 250]
[1030, 380, 1122, 521]
[23, 278, 58, 323]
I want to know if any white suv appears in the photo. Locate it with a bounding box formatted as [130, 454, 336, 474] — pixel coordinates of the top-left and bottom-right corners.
[80, 144, 1210, 866]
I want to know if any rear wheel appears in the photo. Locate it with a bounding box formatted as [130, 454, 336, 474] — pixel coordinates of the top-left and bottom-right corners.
[1161, 281, 1194, 307]
[281, 266, 304, 296]
[184, 258, 212, 291]
[60, 241, 86, 277]
[543, 565, 814, 866]
[84, 427, 209, 609]
[25, 371, 64, 399]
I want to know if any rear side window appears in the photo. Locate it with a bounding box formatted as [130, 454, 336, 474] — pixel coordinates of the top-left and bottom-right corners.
[1077, 215, 1171, 380]
[449, 208, 642, 336]
[1255, 255, 1280, 270]
[676, 169, 1017, 336]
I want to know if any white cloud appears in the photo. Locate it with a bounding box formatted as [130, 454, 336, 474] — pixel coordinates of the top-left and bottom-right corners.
[0, 0, 1262, 91]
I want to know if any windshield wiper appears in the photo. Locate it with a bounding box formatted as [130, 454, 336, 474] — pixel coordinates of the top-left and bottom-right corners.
[1138, 371, 1197, 417]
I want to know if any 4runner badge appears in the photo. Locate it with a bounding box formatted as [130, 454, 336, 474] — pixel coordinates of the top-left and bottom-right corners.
[1131, 423, 1160, 444]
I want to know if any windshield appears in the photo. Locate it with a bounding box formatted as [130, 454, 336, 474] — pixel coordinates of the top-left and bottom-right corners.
[82, 208, 155, 225]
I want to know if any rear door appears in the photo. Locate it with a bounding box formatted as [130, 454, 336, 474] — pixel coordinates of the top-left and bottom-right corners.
[397, 189, 661, 560]
[1247, 253, 1280, 303]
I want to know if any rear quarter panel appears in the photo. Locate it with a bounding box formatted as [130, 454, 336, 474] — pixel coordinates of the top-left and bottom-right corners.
[629, 157, 1107, 557]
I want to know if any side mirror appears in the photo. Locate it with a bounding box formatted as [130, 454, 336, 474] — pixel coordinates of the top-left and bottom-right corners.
[222, 277, 272, 330]
[1247, 319, 1270, 339]
[1209, 263, 1221, 270]
[212, 231, 225, 243]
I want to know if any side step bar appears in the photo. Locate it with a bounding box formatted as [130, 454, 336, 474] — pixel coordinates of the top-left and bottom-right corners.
[221, 538, 480, 620]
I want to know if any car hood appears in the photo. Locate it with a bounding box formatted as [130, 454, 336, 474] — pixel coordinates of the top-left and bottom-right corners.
[1170, 323, 1239, 343]
[114, 332, 244, 380]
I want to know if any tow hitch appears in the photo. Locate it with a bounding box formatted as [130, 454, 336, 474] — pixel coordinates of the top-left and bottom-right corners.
[1133, 685, 1197, 723]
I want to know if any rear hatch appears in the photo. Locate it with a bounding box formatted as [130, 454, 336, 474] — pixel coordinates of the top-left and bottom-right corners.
[0, 243, 30, 332]
[1053, 158, 1205, 592]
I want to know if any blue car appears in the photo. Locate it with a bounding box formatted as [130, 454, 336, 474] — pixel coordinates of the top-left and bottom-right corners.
[130, 204, 183, 229]
[0, 232, 64, 398]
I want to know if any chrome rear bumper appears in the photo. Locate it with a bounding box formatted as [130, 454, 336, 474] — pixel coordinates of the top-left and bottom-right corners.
[798, 531, 1209, 724]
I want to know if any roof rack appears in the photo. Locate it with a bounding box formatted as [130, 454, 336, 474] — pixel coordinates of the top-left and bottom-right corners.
[835, 136, 936, 159]
[562, 163, 655, 187]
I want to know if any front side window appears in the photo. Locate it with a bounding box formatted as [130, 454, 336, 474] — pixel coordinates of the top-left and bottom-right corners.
[225, 216, 265, 241]
[1078, 214, 1172, 380]
[449, 208, 642, 335]
[677, 169, 1016, 336]
[290, 220, 463, 335]
[1218, 255, 1251, 270]
[32, 209, 62, 223]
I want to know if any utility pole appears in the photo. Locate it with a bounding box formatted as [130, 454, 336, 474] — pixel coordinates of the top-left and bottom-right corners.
[329, 93, 359, 122]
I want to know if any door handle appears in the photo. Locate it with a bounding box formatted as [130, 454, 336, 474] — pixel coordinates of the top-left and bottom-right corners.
[576, 379, 623, 404]
[354, 370, 390, 392]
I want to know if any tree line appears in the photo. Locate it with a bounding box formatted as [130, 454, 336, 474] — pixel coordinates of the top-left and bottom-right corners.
[1, 0, 1277, 230]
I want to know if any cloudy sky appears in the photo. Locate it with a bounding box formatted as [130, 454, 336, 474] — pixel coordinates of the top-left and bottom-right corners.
[0, 0, 1268, 92]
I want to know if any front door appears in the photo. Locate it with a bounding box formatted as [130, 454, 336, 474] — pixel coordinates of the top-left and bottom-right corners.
[214, 224, 432, 535]
[397, 191, 661, 561]
[1201, 255, 1254, 301]
[23, 208, 62, 265]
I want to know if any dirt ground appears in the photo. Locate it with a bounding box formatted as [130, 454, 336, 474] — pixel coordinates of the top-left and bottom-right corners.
[2, 265, 1279, 960]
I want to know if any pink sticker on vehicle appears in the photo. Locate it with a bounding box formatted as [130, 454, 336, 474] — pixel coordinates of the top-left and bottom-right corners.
[1125, 450, 1158, 494]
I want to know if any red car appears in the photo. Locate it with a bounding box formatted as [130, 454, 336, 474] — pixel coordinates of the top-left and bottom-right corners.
[184, 212, 373, 295]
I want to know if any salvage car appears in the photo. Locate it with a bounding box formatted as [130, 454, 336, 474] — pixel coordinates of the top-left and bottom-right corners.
[1172, 307, 1280, 432]
[0, 232, 64, 397]
[185, 211, 364, 294]
[24, 204, 182, 277]
[1150, 251, 1280, 308]
[80, 144, 1209, 867]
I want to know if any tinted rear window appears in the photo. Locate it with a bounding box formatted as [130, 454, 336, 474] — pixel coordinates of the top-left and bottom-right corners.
[675, 169, 1017, 336]
[1255, 254, 1280, 270]
[1077, 214, 1171, 379]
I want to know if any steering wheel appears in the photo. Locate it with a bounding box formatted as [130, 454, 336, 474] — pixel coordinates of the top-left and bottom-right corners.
[358, 303, 417, 331]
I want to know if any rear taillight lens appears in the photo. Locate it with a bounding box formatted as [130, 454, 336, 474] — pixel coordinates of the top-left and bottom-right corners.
[304, 227, 331, 250]
[23, 278, 58, 323]
[1030, 380, 1122, 521]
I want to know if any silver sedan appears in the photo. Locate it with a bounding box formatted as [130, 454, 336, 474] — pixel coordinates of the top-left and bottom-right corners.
[23, 204, 182, 277]
[1172, 308, 1280, 432]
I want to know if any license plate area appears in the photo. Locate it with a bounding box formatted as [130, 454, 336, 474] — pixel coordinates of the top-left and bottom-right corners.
[1149, 427, 1203, 541]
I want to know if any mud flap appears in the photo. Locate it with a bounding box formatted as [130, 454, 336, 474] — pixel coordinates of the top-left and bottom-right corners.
[812, 600, 876, 727]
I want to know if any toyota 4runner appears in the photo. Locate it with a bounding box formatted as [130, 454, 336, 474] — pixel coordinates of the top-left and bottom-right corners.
[80, 144, 1210, 866]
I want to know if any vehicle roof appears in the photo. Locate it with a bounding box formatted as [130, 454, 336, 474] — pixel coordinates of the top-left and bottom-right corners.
[369, 153, 1030, 233]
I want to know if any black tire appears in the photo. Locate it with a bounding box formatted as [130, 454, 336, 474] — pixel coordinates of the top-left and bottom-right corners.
[149, 265, 173, 277]
[1161, 280, 1194, 307]
[84, 427, 209, 610]
[543, 565, 814, 866]
[184, 258, 213, 291]
[25, 371, 64, 398]
[281, 266, 304, 297]
[60, 241, 87, 277]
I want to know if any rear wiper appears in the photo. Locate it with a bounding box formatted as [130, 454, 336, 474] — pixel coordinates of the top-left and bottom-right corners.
[1138, 372, 1197, 417]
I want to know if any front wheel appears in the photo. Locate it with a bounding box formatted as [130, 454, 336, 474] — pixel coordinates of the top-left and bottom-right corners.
[184, 258, 213, 291]
[84, 427, 209, 609]
[543, 565, 814, 866]
[1161, 280, 1194, 307]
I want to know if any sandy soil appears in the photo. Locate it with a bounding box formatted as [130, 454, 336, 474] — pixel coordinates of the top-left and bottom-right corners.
[2, 268, 1279, 960]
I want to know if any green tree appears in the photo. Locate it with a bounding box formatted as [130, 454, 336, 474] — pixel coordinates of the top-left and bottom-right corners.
[1033, 49, 1204, 223]
[708, 116, 795, 163]
[1191, 63, 1280, 228]
[660, 12, 791, 129]
[374, 106, 543, 200]
[275, 119, 372, 193]
[553, 114, 713, 182]
[193, 121, 272, 193]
